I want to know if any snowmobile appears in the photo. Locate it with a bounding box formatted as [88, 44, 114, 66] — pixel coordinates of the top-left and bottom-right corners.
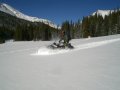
[48, 40, 74, 49]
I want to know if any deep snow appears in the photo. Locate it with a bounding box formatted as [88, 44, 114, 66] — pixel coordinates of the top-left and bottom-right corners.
[0, 35, 120, 90]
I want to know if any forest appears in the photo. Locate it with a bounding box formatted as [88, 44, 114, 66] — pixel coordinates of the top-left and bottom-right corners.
[0, 9, 120, 43]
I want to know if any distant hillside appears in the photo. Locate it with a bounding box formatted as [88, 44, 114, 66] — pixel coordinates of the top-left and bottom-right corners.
[62, 9, 120, 39]
[0, 3, 59, 29]
[0, 11, 59, 43]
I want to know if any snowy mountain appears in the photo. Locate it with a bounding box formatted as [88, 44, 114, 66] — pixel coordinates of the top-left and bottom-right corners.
[0, 3, 59, 29]
[92, 10, 114, 18]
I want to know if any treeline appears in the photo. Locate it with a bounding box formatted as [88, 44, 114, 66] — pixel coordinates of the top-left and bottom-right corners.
[61, 9, 120, 39]
[60, 20, 81, 39]
[14, 23, 58, 41]
[0, 11, 58, 43]
[81, 9, 120, 38]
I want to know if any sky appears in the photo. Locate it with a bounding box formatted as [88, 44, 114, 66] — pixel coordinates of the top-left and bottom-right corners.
[1, 0, 120, 25]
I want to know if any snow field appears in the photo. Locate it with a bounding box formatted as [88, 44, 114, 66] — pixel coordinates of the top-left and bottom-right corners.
[0, 35, 120, 90]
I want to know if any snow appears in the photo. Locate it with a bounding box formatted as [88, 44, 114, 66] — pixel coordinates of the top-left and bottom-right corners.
[0, 3, 59, 29]
[0, 35, 120, 90]
[33, 38, 120, 56]
[33, 47, 70, 55]
[92, 10, 114, 18]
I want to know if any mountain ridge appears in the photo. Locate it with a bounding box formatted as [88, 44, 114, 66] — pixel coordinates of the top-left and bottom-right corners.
[0, 3, 59, 29]
[92, 9, 114, 18]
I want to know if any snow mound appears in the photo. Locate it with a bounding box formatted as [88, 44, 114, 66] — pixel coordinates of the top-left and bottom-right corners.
[32, 38, 120, 56]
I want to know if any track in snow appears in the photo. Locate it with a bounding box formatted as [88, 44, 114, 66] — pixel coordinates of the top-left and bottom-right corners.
[32, 38, 120, 56]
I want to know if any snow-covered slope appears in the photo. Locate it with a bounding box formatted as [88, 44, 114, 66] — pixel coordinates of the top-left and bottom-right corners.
[92, 10, 114, 18]
[0, 3, 59, 29]
[0, 34, 120, 90]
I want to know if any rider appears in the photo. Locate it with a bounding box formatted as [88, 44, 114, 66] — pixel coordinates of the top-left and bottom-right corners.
[59, 30, 71, 46]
